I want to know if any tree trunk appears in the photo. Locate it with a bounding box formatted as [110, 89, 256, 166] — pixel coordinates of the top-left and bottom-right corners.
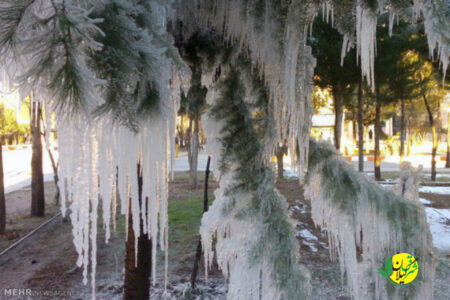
[374, 102, 381, 181]
[423, 94, 437, 181]
[123, 163, 152, 300]
[190, 156, 211, 288]
[187, 118, 193, 177]
[0, 141, 5, 234]
[30, 101, 45, 217]
[400, 98, 405, 160]
[392, 113, 397, 136]
[446, 111, 450, 168]
[357, 78, 364, 172]
[192, 112, 199, 189]
[275, 142, 287, 179]
[179, 115, 184, 148]
[333, 90, 344, 151]
[437, 98, 442, 144]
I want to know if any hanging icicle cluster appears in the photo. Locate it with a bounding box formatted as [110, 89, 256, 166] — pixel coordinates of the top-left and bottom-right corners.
[200, 63, 311, 300]
[0, 0, 188, 295]
[304, 140, 435, 300]
[173, 0, 318, 179]
[326, 0, 449, 88]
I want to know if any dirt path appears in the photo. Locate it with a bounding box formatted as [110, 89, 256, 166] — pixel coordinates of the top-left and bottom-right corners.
[0, 183, 59, 252]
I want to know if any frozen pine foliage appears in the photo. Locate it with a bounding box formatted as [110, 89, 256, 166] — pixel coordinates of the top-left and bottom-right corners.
[200, 67, 311, 300]
[304, 140, 434, 300]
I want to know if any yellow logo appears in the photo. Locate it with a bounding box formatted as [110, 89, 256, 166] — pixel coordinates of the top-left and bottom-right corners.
[377, 253, 419, 286]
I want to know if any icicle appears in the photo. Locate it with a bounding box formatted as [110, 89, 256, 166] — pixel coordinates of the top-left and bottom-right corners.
[356, 5, 377, 89]
[304, 140, 435, 300]
[389, 10, 396, 37]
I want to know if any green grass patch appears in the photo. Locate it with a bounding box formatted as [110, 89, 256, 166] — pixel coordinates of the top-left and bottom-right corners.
[168, 195, 214, 247]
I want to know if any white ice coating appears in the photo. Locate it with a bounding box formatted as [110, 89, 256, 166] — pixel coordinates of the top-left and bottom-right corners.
[174, 0, 317, 180]
[394, 162, 423, 203]
[200, 172, 281, 300]
[56, 109, 176, 292]
[200, 106, 310, 300]
[304, 144, 434, 300]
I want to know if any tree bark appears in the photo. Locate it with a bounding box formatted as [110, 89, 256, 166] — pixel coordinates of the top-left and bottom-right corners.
[392, 113, 397, 136]
[374, 102, 381, 181]
[187, 118, 193, 177]
[0, 141, 5, 234]
[192, 112, 199, 189]
[357, 78, 364, 172]
[30, 101, 45, 217]
[275, 142, 287, 179]
[423, 94, 437, 181]
[190, 156, 211, 288]
[123, 163, 152, 300]
[179, 115, 184, 148]
[400, 98, 405, 160]
[333, 90, 344, 151]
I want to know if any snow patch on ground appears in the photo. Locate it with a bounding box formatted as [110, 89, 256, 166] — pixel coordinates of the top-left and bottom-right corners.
[419, 198, 432, 205]
[424, 207, 450, 251]
[298, 229, 318, 241]
[419, 186, 450, 195]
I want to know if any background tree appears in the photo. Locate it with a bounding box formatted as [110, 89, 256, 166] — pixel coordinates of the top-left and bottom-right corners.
[383, 24, 424, 160]
[0, 102, 28, 145]
[275, 140, 288, 179]
[30, 99, 45, 217]
[179, 71, 207, 188]
[177, 32, 218, 188]
[311, 17, 359, 151]
[408, 51, 447, 180]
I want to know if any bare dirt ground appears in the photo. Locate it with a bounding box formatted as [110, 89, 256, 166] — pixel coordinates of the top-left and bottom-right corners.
[0, 174, 448, 299]
[0, 182, 59, 252]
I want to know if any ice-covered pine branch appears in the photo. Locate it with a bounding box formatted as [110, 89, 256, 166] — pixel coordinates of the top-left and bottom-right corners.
[200, 63, 311, 300]
[304, 140, 434, 300]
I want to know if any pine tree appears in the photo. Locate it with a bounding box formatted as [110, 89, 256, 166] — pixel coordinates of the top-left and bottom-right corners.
[311, 17, 359, 152]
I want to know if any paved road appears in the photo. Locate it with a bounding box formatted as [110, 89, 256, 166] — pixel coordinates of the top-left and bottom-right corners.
[174, 151, 450, 173]
[3, 147, 449, 194]
[2, 147, 55, 194]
